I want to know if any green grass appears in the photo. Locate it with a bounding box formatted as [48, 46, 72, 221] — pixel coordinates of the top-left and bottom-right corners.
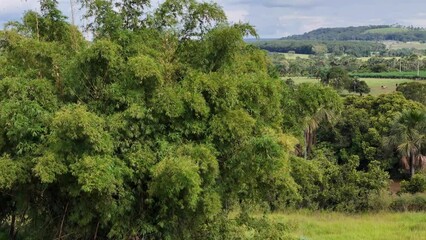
[288, 77, 419, 95]
[360, 78, 419, 95]
[270, 211, 426, 240]
[287, 76, 320, 84]
[276, 53, 311, 60]
[357, 56, 403, 61]
[383, 41, 426, 50]
[352, 71, 426, 79]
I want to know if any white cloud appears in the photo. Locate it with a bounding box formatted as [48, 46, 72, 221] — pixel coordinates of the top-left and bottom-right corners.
[225, 9, 249, 24]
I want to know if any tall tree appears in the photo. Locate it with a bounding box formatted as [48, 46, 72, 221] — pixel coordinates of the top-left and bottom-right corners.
[151, 0, 227, 39]
[387, 109, 426, 177]
[119, 0, 151, 30]
[320, 66, 352, 91]
[396, 82, 426, 105]
[348, 78, 370, 96]
[282, 83, 342, 158]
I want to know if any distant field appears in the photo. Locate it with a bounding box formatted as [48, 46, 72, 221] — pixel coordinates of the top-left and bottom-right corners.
[272, 54, 423, 62]
[364, 27, 410, 34]
[272, 53, 311, 60]
[383, 41, 426, 50]
[359, 78, 419, 95]
[352, 71, 426, 79]
[358, 56, 426, 61]
[269, 211, 426, 240]
[357, 56, 402, 61]
[269, 53, 425, 62]
[288, 77, 419, 95]
[285, 53, 311, 60]
[288, 77, 320, 84]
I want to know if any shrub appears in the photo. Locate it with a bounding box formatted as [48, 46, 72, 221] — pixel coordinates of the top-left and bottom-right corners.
[367, 190, 393, 212]
[289, 156, 323, 210]
[198, 213, 296, 240]
[390, 193, 426, 212]
[238, 213, 296, 240]
[401, 173, 426, 194]
[289, 150, 389, 212]
[315, 154, 388, 212]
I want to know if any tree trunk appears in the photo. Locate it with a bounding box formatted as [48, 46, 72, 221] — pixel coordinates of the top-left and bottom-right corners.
[304, 126, 313, 159]
[410, 153, 415, 178]
[305, 126, 315, 159]
[93, 220, 100, 240]
[304, 129, 308, 159]
[9, 213, 16, 240]
[308, 128, 313, 157]
[58, 202, 69, 239]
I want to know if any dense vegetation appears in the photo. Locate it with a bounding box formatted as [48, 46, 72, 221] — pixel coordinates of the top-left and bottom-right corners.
[252, 40, 386, 57]
[283, 25, 426, 42]
[270, 53, 426, 80]
[252, 25, 426, 57]
[397, 82, 426, 105]
[0, 1, 425, 240]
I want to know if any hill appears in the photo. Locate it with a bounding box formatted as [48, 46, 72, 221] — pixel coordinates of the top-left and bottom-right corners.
[283, 25, 426, 42]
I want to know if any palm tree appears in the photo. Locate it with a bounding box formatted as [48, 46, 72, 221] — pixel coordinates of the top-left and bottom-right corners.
[387, 109, 426, 178]
[303, 107, 337, 159]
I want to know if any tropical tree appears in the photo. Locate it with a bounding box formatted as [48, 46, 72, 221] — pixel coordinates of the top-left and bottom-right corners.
[282, 83, 342, 158]
[387, 109, 426, 177]
[303, 107, 336, 158]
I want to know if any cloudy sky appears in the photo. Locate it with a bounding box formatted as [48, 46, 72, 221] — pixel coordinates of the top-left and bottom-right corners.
[2, 0, 426, 38]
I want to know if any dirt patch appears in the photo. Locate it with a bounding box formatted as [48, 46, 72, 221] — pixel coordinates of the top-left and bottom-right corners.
[389, 180, 401, 194]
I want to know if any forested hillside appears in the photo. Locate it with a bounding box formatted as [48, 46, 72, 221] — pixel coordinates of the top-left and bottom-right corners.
[283, 25, 426, 42]
[251, 25, 426, 56]
[252, 40, 386, 56]
[0, 1, 425, 240]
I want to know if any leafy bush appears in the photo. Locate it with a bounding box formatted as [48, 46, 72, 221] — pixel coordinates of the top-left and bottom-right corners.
[245, 216, 296, 240]
[289, 156, 323, 210]
[366, 190, 393, 212]
[390, 193, 426, 212]
[289, 150, 389, 212]
[197, 213, 296, 240]
[396, 82, 426, 105]
[401, 173, 426, 194]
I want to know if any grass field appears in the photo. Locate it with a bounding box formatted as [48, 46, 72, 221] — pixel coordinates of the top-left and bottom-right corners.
[357, 56, 404, 61]
[382, 41, 426, 50]
[269, 211, 426, 240]
[352, 71, 426, 79]
[272, 53, 311, 60]
[289, 77, 419, 95]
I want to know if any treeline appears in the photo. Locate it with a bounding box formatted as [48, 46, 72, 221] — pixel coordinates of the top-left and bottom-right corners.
[271, 54, 426, 77]
[252, 40, 386, 57]
[0, 1, 426, 240]
[283, 25, 426, 42]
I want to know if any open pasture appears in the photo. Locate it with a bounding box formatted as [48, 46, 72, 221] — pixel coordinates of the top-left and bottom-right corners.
[384, 41, 426, 50]
[288, 77, 419, 95]
[270, 211, 426, 240]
